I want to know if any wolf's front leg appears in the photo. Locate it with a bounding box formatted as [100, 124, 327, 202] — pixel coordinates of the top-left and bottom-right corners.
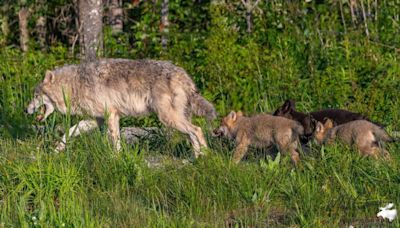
[55, 119, 101, 152]
[232, 135, 251, 164]
[107, 110, 121, 151]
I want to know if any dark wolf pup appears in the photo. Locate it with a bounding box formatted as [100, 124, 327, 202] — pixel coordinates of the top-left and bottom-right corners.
[273, 99, 381, 142]
[213, 111, 304, 165]
[26, 59, 217, 158]
[314, 118, 395, 159]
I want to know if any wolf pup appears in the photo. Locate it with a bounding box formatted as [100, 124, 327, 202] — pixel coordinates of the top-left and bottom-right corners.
[213, 111, 304, 165]
[273, 99, 382, 142]
[314, 118, 395, 159]
[26, 59, 216, 158]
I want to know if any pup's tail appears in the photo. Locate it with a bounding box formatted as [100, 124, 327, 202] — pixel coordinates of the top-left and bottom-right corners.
[189, 92, 217, 121]
[292, 124, 304, 138]
[373, 127, 397, 143]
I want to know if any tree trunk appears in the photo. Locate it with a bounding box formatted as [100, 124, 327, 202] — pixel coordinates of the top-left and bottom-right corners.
[18, 7, 30, 52]
[79, 0, 103, 62]
[109, 0, 123, 34]
[36, 16, 47, 50]
[360, 0, 369, 38]
[349, 0, 358, 26]
[241, 0, 260, 33]
[160, 0, 169, 50]
[1, 3, 10, 45]
[245, 11, 252, 33]
[338, 0, 347, 33]
[1, 15, 9, 45]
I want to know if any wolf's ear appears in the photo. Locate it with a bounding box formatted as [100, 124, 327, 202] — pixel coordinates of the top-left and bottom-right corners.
[228, 111, 237, 121]
[323, 118, 334, 129]
[282, 99, 295, 113]
[315, 122, 324, 133]
[287, 99, 296, 108]
[310, 115, 317, 126]
[307, 114, 317, 129]
[43, 70, 55, 84]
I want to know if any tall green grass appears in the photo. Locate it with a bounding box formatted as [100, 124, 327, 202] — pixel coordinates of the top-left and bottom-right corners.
[1, 133, 399, 226]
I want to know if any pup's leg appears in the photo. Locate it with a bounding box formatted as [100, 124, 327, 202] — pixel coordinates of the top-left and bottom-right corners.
[358, 144, 379, 159]
[276, 130, 300, 166]
[55, 119, 101, 152]
[232, 142, 250, 164]
[107, 110, 121, 151]
[285, 141, 300, 166]
[232, 135, 250, 164]
[355, 132, 379, 158]
[381, 148, 391, 160]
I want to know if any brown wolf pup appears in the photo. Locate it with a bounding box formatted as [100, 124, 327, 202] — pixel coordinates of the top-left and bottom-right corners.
[25, 59, 216, 158]
[314, 119, 395, 159]
[213, 111, 304, 165]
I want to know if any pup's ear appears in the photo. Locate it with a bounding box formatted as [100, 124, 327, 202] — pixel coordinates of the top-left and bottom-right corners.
[315, 121, 324, 133]
[307, 114, 317, 130]
[236, 111, 244, 117]
[43, 70, 55, 84]
[311, 115, 317, 126]
[324, 118, 334, 129]
[228, 111, 237, 121]
[282, 99, 295, 113]
[287, 99, 296, 108]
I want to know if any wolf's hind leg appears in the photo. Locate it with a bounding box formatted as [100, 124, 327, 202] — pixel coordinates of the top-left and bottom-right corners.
[107, 110, 121, 151]
[158, 112, 207, 158]
[55, 119, 101, 152]
[276, 130, 300, 166]
[358, 144, 379, 159]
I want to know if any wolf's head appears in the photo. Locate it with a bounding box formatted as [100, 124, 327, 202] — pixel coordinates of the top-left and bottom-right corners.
[25, 70, 57, 121]
[213, 111, 243, 138]
[314, 118, 335, 143]
[302, 114, 318, 137]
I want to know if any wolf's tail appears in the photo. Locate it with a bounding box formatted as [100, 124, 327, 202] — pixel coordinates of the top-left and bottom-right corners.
[373, 127, 396, 143]
[293, 124, 304, 137]
[189, 92, 217, 121]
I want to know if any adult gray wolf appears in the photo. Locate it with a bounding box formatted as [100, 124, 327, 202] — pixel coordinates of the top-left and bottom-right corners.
[25, 59, 216, 158]
[213, 111, 303, 165]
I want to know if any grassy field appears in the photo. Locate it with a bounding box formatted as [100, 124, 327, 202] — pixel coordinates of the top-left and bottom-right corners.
[0, 48, 399, 227]
[0, 120, 399, 227]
